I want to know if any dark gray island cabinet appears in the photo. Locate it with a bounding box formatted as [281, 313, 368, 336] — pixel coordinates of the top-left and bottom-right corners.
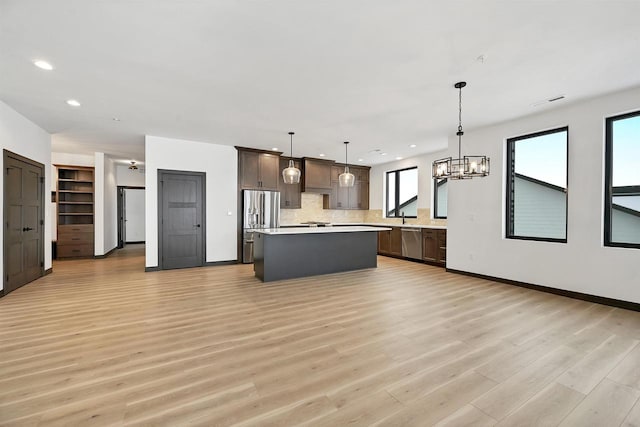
[253, 226, 390, 282]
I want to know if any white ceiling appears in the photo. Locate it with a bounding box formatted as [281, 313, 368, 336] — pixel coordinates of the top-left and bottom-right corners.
[1, 0, 639, 166]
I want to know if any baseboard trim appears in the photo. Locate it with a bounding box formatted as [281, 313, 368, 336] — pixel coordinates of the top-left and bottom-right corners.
[146, 259, 238, 272]
[446, 268, 640, 313]
[204, 260, 238, 267]
[126, 241, 145, 244]
[94, 247, 117, 259]
[44, 268, 53, 275]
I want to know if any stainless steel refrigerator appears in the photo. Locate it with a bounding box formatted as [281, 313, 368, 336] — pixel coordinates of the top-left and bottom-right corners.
[242, 190, 280, 263]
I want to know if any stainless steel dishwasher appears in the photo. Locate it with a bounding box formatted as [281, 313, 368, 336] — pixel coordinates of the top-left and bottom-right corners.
[401, 228, 422, 260]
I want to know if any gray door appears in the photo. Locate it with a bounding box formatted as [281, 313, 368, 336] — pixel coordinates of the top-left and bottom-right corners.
[158, 170, 205, 270]
[117, 187, 126, 248]
[4, 150, 44, 295]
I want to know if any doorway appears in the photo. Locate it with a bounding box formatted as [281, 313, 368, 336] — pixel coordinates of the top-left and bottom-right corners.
[3, 150, 45, 296]
[158, 170, 205, 270]
[117, 186, 145, 248]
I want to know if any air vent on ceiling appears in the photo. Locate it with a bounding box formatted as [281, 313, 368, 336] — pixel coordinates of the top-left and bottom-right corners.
[531, 95, 566, 108]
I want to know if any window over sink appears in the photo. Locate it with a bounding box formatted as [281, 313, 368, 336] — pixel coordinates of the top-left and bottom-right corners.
[386, 167, 418, 218]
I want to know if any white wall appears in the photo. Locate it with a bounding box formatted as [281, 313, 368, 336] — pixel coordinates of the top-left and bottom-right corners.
[370, 147, 448, 213]
[0, 100, 52, 290]
[145, 135, 237, 267]
[116, 164, 145, 187]
[448, 86, 640, 304]
[95, 153, 105, 255]
[125, 188, 145, 242]
[94, 153, 117, 256]
[103, 155, 117, 254]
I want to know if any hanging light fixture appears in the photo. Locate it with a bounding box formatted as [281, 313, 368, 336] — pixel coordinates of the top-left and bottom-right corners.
[339, 141, 355, 187]
[128, 161, 138, 171]
[432, 81, 490, 180]
[282, 131, 301, 184]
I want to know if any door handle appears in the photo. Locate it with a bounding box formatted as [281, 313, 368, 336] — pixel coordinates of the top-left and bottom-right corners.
[22, 227, 33, 232]
[194, 224, 201, 228]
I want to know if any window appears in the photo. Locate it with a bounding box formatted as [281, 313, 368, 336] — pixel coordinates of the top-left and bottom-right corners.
[605, 111, 640, 248]
[434, 178, 447, 218]
[386, 167, 418, 218]
[506, 127, 568, 242]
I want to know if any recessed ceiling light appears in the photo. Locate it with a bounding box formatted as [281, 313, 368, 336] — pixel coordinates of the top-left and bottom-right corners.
[271, 147, 279, 151]
[319, 153, 325, 157]
[409, 144, 416, 148]
[34, 60, 53, 70]
[112, 117, 120, 121]
[358, 158, 364, 162]
[66, 99, 81, 107]
[396, 157, 403, 160]
[381, 152, 387, 156]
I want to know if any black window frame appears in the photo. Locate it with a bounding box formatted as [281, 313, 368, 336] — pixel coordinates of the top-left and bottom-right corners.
[505, 126, 569, 243]
[604, 110, 640, 249]
[433, 178, 447, 219]
[385, 166, 418, 218]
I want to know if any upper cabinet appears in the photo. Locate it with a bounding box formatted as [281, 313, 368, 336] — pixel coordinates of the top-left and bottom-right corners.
[323, 165, 370, 210]
[301, 158, 333, 193]
[237, 148, 281, 190]
[236, 147, 369, 210]
[278, 157, 302, 209]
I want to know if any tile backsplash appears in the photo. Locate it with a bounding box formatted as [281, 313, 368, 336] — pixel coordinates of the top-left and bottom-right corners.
[280, 193, 447, 226]
[280, 193, 366, 224]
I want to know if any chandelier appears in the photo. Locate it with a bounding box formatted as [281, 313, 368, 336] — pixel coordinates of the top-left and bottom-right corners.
[432, 82, 490, 180]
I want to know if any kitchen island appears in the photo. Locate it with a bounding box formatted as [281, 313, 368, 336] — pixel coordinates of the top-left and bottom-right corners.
[253, 226, 390, 282]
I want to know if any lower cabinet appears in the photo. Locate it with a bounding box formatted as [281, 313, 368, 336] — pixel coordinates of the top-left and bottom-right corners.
[423, 228, 446, 265]
[377, 227, 402, 257]
[57, 224, 94, 258]
[378, 227, 446, 266]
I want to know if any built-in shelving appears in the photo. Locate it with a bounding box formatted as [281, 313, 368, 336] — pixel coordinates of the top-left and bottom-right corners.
[56, 165, 95, 257]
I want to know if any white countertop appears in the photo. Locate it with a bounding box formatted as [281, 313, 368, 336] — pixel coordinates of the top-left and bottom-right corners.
[280, 222, 447, 230]
[255, 226, 391, 235]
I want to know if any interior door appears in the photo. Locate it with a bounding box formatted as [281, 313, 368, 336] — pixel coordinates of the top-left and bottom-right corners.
[158, 170, 205, 270]
[117, 187, 126, 248]
[4, 150, 44, 295]
[124, 188, 145, 243]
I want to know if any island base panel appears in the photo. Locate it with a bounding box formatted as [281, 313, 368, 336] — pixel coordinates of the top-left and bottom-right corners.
[254, 232, 377, 282]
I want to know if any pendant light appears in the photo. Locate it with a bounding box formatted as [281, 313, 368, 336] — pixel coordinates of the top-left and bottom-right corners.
[339, 141, 355, 187]
[432, 82, 490, 180]
[282, 131, 301, 184]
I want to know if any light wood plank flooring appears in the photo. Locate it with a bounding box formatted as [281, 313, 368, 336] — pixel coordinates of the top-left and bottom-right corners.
[1, 245, 640, 426]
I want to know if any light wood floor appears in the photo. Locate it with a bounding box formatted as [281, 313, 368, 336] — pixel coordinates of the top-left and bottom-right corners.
[1, 246, 640, 426]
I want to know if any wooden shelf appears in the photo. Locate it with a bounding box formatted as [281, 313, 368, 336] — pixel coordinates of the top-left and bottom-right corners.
[59, 213, 94, 216]
[58, 179, 94, 183]
[58, 190, 94, 194]
[59, 202, 94, 205]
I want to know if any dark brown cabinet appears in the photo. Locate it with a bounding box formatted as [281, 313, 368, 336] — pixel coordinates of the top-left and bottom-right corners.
[302, 158, 333, 192]
[378, 227, 402, 256]
[390, 227, 402, 256]
[378, 230, 390, 254]
[238, 148, 280, 190]
[278, 158, 302, 209]
[323, 165, 370, 210]
[379, 226, 446, 266]
[55, 165, 95, 258]
[423, 228, 447, 265]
